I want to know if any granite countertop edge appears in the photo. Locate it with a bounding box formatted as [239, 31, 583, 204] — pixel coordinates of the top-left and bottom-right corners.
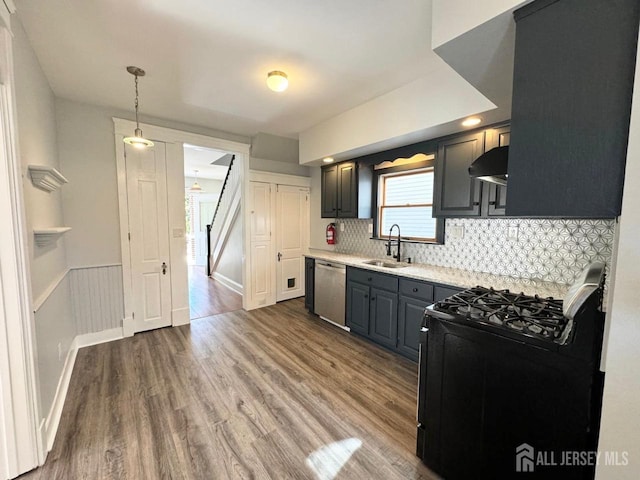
[305, 249, 570, 300]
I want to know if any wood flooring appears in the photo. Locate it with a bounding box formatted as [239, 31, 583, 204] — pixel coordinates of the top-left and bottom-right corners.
[188, 266, 242, 319]
[19, 299, 438, 480]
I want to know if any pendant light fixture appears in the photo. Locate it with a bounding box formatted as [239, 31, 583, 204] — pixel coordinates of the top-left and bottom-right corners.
[123, 66, 154, 149]
[189, 170, 203, 192]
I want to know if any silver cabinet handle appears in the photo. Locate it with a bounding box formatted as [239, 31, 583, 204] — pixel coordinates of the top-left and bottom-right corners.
[162, 262, 167, 275]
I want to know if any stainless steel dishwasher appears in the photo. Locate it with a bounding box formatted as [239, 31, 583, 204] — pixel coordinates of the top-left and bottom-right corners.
[314, 261, 347, 329]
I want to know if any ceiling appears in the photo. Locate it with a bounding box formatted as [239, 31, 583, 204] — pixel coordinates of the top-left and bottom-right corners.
[17, 0, 439, 139]
[183, 144, 230, 180]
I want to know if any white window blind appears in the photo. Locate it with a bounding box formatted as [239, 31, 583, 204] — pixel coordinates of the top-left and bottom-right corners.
[379, 169, 436, 241]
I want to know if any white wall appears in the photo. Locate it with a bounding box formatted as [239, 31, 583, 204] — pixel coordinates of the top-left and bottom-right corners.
[12, 16, 75, 436]
[431, 0, 527, 48]
[298, 60, 495, 164]
[215, 208, 243, 285]
[596, 35, 640, 479]
[309, 167, 335, 251]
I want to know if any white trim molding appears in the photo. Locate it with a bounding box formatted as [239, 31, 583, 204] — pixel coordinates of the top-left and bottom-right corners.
[249, 170, 312, 187]
[212, 272, 244, 296]
[0, 27, 44, 476]
[27, 165, 68, 192]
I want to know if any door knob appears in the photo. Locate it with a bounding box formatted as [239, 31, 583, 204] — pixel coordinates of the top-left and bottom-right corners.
[162, 262, 167, 275]
[277, 252, 282, 262]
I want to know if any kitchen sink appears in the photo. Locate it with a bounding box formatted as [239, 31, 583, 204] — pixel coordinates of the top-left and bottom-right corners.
[362, 259, 408, 269]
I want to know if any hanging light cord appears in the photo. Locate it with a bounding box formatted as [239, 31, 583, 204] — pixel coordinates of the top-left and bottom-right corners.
[134, 73, 140, 128]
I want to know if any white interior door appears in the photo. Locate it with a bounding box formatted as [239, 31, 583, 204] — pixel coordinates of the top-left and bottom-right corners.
[194, 194, 217, 266]
[249, 182, 273, 307]
[125, 142, 172, 333]
[276, 185, 309, 302]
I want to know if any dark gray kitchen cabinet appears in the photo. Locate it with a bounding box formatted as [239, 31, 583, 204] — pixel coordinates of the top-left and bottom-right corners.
[434, 285, 463, 302]
[507, 0, 640, 218]
[398, 296, 430, 362]
[321, 161, 372, 219]
[484, 125, 510, 216]
[369, 287, 398, 348]
[346, 280, 370, 335]
[304, 257, 315, 312]
[397, 278, 435, 361]
[434, 132, 485, 217]
[320, 165, 338, 217]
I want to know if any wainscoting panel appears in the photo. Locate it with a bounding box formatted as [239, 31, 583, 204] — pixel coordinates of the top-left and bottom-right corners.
[69, 265, 124, 335]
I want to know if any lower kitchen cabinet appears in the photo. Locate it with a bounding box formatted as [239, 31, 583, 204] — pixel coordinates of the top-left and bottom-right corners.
[346, 267, 459, 362]
[369, 287, 398, 348]
[346, 280, 370, 335]
[398, 296, 431, 361]
[304, 257, 315, 312]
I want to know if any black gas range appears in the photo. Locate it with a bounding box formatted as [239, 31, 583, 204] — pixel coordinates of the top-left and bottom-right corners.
[417, 263, 606, 480]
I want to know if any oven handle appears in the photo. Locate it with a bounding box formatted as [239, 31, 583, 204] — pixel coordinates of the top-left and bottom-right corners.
[417, 326, 429, 423]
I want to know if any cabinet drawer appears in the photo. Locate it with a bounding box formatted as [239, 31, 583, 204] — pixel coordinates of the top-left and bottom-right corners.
[434, 285, 463, 302]
[348, 267, 398, 292]
[399, 278, 434, 302]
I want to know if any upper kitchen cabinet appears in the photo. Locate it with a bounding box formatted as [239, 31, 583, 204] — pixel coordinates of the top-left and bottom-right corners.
[433, 131, 485, 217]
[321, 161, 372, 218]
[507, 0, 640, 218]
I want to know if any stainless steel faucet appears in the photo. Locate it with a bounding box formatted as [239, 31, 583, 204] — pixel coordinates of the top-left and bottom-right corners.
[386, 224, 401, 262]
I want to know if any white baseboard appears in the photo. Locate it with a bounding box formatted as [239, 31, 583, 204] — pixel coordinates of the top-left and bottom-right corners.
[44, 340, 78, 452]
[75, 327, 124, 349]
[172, 307, 190, 326]
[43, 327, 124, 452]
[212, 271, 244, 295]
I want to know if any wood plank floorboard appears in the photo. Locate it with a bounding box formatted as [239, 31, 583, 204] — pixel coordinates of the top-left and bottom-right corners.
[188, 266, 242, 319]
[19, 298, 439, 480]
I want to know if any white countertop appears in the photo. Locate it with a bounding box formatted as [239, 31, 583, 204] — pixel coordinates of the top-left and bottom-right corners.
[306, 249, 570, 299]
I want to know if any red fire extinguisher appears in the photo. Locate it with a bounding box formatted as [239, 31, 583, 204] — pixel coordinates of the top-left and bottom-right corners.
[326, 223, 336, 245]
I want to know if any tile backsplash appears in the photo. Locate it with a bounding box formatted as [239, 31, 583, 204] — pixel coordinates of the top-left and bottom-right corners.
[335, 218, 615, 285]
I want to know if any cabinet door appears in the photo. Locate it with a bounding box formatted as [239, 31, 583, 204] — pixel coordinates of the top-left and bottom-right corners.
[321, 165, 338, 218]
[434, 132, 485, 217]
[304, 257, 315, 312]
[485, 126, 510, 216]
[398, 296, 430, 361]
[337, 161, 358, 218]
[346, 281, 370, 335]
[369, 287, 398, 348]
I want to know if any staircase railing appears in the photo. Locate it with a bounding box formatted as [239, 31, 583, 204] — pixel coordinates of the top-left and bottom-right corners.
[207, 154, 239, 276]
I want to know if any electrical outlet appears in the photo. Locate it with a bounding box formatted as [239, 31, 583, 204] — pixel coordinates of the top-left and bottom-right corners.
[449, 225, 464, 239]
[340, 222, 345, 232]
[368, 223, 373, 234]
[57, 342, 62, 361]
[508, 225, 519, 242]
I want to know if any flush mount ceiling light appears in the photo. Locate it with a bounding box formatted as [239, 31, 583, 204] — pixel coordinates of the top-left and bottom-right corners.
[322, 157, 335, 163]
[123, 66, 154, 149]
[267, 70, 289, 92]
[189, 170, 203, 192]
[462, 117, 482, 127]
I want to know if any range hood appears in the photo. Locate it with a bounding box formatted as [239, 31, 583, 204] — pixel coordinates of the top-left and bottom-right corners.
[468, 146, 509, 186]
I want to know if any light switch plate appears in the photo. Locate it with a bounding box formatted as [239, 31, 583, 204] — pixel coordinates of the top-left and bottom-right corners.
[508, 225, 519, 242]
[368, 223, 373, 234]
[340, 222, 345, 232]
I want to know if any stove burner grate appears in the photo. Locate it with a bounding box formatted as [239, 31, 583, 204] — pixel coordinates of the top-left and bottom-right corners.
[435, 286, 569, 343]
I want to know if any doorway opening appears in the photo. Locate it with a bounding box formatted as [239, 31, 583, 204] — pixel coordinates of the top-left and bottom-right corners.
[184, 144, 242, 319]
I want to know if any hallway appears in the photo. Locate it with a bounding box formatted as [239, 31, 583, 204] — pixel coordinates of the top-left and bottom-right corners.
[188, 266, 242, 319]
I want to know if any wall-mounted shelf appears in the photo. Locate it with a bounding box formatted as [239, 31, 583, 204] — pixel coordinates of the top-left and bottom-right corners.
[28, 165, 68, 192]
[33, 227, 72, 247]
